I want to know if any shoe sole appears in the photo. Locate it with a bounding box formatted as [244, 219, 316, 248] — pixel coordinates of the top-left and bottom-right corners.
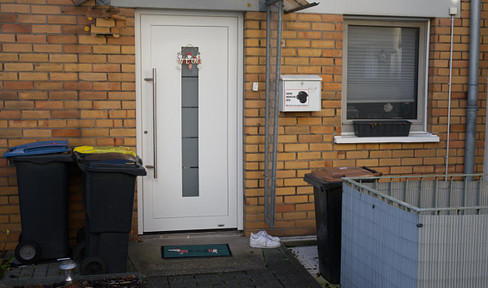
[249, 244, 281, 249]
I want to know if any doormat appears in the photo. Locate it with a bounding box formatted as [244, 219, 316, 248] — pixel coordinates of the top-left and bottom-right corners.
[161, 244, 232, 259]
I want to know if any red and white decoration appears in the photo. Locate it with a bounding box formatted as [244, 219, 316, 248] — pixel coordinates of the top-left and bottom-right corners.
[177, 50, 201, 70]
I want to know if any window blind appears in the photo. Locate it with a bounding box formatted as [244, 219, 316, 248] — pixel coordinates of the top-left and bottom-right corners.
[347, 25, 419, 103]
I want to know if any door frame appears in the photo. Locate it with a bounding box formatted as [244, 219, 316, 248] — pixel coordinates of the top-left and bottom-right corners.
[135, 9, 244, 234]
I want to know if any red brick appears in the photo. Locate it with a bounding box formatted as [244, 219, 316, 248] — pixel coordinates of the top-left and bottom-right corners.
[79, 35, 106, 45]
[79, 91, 107, 100]
[49, 91, 77, 99]
[79, 73, 107, 81]
[19, 72, 48, 81]
[93, 82, 120, 91]
[20, 54, 48, 62]
[93, 101, 121, 109]
[18, 91, 47, 99]
[48, 35, 77, 44]
[48, 15, 76, 24]
[81, 110, 108, 118]
[107, 36, 134, 45]
[33, 81, 62, 90]
[4, 63, 33, 71]
[52, 110, 80, 119]
[61, 25, 88, 35]
[50, 54, 77, 62]
[93, 64, 120, 72]
[2, 24, 31, 33]
[9, 120, 37, 128]
[2, 43, 32, 52]
[1, 4, 30, 13]
[52, 129, 81, 137]
[50, 73, 78, 81]
[79, 55, 106, 63]
[32, 24, 61, 33]
[63, 82, 92, 90]
[36, 101, 64, 109]
[0, 130, 22, 138]
[33, 44, 62, 53]
[34, 63, 63, 72]
[31, 5, 60, 14]
[22, 110, 50, 119]
[93, 45, 121, 54]
[0, 111, 21, 120]
[0, 34, 15, 42]
[63, 45, 92, 53]
[18, 14, 46, 24]
[5, 82, 33, 90]
[0, 14, 16, 23]
[108, 55, 134, 64]
[24, 129, 52, 138]
[17, 35, 46, 43]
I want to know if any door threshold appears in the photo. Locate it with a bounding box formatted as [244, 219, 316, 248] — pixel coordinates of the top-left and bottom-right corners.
[139, 229, 242, 240]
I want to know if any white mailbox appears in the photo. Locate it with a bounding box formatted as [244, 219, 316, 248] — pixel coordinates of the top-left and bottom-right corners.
[280, 75, 322, 112]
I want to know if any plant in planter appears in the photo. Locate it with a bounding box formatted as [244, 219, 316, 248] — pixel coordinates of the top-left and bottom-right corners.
[353, 120, 412, 137]
[0, 230, 14, 279]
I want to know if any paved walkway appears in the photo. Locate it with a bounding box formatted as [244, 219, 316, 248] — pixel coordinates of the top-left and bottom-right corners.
[1, 232, 323, 288]
[143, 247, 321, 288]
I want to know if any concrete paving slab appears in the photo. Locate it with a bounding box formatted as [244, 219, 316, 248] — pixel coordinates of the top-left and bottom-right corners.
[289, 246, 319, 276]
[128, 231, 266, 277]
[142, 244, 322, 288]
[1, 231, 324, 288]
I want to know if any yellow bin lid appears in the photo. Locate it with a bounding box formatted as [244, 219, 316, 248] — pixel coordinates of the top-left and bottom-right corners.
[73, 146, 136, 157]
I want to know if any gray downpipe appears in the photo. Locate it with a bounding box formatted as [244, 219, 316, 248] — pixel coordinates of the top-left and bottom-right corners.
[484, 79, 488, 180]
[264, 0, 272, 227]
[445, 15, 455, 180]
[464, 0, 481, 175]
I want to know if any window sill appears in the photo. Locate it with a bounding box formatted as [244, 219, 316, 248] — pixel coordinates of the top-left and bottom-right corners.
[334, 133, 440, 144]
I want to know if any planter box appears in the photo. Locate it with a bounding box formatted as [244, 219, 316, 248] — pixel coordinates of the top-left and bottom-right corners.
[342, 175, 488, 288]
[353, 120, 411, 137]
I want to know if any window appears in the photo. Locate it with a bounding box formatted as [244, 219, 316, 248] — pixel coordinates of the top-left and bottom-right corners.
[341, 19, 429, 136]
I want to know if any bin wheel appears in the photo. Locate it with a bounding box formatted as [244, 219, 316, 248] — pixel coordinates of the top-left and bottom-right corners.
[76, 227, 86, 244]
[80, 256, 107, 275]
[73, 242, 87, 262]
[15, 241, 40, 264]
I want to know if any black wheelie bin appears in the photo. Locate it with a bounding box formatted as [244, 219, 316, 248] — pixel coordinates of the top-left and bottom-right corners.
[72, 146, 146, 275]
[304, 166, 380, 285]
[3, 141, 72, 264]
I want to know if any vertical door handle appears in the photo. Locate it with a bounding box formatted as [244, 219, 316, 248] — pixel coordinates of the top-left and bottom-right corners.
[144, 68, 158, 178]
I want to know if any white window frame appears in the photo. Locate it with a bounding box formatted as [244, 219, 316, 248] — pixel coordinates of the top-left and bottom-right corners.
[335, 17, 439, 144]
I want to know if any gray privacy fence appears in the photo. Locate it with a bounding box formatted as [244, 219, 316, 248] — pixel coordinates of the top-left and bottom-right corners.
[341, 174, 488, 288]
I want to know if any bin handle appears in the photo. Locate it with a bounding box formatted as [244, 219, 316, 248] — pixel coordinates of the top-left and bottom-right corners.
[144, 68, 158, 179]
[361, 166, 381, 176]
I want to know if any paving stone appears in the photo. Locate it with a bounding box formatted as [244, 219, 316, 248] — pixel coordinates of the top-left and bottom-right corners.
[46, 262, 62, 277]
[4, 268, 21, 280]
[1, 238, 322, 288]
[32, 264, 48, 278]
[221, 271, 249, 280]
[143, 276, 171, 288]
[19, 265, 35, 279]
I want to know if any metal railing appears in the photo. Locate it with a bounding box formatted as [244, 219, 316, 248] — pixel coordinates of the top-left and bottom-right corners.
[343, 174, 488, 215]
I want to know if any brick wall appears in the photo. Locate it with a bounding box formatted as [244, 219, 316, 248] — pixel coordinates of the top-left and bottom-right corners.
[0, 0, 136, 250]
[243, 0, 487, 236]
[244, 12, 344, 236]
[1, 0, 487, 247]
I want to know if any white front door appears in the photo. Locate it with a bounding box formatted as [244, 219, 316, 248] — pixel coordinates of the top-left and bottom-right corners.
[139, 12, 241, 232]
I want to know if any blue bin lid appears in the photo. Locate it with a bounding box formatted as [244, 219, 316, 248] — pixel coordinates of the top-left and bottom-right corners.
[3, 141, 70, 158]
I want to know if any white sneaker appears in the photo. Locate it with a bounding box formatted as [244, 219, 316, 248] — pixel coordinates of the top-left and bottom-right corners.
[257, 230, 281, 242]
[250, 232, 280, 248]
